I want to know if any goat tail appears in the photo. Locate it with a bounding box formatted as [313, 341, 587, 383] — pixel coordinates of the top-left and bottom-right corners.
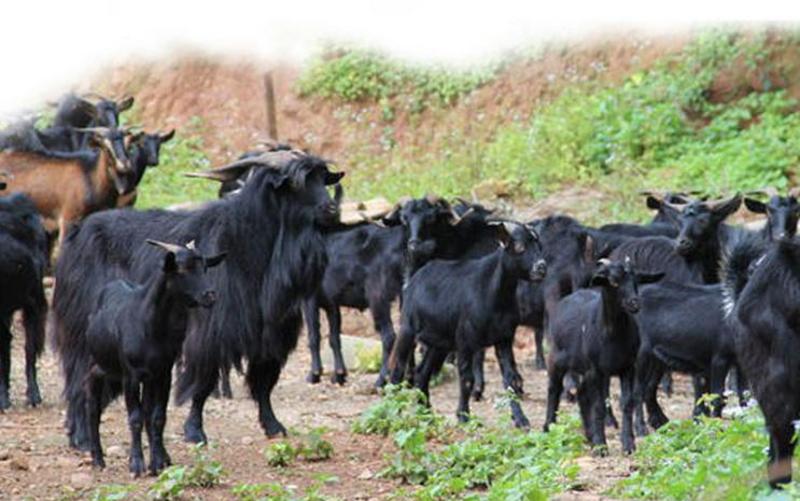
[720, 232, 768, 319]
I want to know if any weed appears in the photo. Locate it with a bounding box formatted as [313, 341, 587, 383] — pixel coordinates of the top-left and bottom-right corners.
[90, 484, 134, 501]
[353, 342, 382, 374]
[351, 384, 444, 438]
[147, 443, 225, 500]
[264, 440, 298, 467]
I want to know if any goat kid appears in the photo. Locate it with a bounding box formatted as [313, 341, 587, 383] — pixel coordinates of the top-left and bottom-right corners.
[85, 240, 225, 476]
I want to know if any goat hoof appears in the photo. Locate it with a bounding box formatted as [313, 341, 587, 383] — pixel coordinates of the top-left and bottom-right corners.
[471, 390, 483, 402]
[457, 413, 470, 424]
[183, 424, 208, 445]
[129, 457, 146, 477]
[264, 421, 287, 438]
[92, 457, 106, 470]
[514, 417, 531, 430]
[649, 415, 669, 430]
[591, 445, 609, 458]
[565, 390, 578, 403]
[373, 376, 387, 388]
[27, 389, 42, 407]
[330, 372, 347, 386]
[307, 372, 321, 384]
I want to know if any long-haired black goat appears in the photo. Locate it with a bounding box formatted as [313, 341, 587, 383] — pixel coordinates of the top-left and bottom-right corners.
[52, 154, 343, 449]
[0, 193, 48, 409]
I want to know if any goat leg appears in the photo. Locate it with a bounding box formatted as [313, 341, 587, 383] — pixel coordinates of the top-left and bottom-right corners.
[0, 320, 11, 410]
[86, 368, 106, 469]
[328, 306, 347, 385]
[471, 349, 486, 401]
[456, 349, 475, 423]
[302, 298, 324, 384]
[496, 340, 529, 429]
[248, 359, 287, 438]
[619, 369, 636, 454]
[124, 379, 146, 477]
[23, 301, 45, 407]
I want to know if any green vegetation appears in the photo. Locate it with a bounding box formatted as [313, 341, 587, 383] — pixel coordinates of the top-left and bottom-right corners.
[264, 427, 335, 467]
[610, 407, 800, 500]
[351, 384, 445, 438]
[297, 47, 496, 112]
[147, 444, 225, 500]
[232, 475, 340, 501]
[134, 116, 217, 209]
[335, 30, 800, 225]
[353, 342, 382, 374]
[354, 384, 584, 499]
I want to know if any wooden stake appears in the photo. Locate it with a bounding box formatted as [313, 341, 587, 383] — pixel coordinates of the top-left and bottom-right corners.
[263, 71, 278, 140]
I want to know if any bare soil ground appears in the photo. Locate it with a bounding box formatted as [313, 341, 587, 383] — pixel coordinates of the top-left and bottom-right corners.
[0, 306, 698, 501]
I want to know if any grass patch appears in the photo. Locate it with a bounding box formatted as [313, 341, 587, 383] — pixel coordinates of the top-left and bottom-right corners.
[134, 116, 217, 209]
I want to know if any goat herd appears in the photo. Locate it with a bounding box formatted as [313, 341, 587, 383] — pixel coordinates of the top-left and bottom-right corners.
[0, 93, 798, 490]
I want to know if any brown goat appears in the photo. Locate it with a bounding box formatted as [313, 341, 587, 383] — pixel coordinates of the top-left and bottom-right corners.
[0, 128, 136, 248]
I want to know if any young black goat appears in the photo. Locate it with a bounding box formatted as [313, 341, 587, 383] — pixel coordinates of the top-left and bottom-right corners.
[85, 240, 225, 476]
[0, 193, 48, 409]
[545, 259, 662, 454]
[388, 222, 547, 427]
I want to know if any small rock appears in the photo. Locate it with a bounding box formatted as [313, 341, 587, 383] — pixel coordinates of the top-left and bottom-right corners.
[106, 445, 125, 458]
[357, 468, 373, 480]
[10, 455, 29, 471]
[0, 448, 9, 460]
[240, 436, 254, 446]
[70, 472, 93, 489]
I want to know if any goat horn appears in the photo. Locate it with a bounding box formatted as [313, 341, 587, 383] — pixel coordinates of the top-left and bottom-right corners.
[359, 212, 387, 228]
[146, 239, 185, 254]
[184, 171, 231, 182]
[449, 206, 475, 226]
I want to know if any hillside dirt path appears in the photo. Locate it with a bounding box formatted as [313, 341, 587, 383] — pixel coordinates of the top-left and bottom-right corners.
[0, 307, 698, 500]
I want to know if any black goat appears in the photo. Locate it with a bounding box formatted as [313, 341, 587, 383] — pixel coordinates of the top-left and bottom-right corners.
[631, 281, 734, 432]
[743, 189, 800, 241]
[85, 240, 225, 476]
[0, 193, 48, 409]
[302, 216, 403, 387]
[545, 259, 663, 454]
[116, 130, 176, 208]
[53, 154, 343, 449]
[724, 233, 798, 487]
[599, 192, 686, 239]
[389, 222, 547, 427]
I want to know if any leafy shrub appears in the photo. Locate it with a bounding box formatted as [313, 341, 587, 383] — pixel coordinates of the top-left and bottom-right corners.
[297, 48, 495, 111]
[351, 384, 444, 438]
[297, 427, 334, 461]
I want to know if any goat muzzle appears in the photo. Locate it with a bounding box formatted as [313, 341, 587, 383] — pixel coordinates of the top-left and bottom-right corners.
[529, 259, 547, 281]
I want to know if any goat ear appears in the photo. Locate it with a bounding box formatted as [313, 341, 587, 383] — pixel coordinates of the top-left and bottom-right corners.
[744, 198, 766, 214]
[494, 223, 512, 248]
[160, 129, 176, 143]
[163, 252, 177, 272]
[118, 96, 134, 112]
[710, 193, 742, 221]
[205, 252, 227, 268]
[645, 196, 662, 210]
[637, 272, 665, 285]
